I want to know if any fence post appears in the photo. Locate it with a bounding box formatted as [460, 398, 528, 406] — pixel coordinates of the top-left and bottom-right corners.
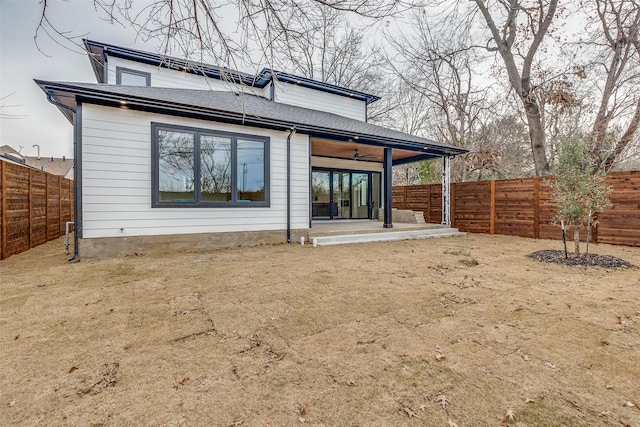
[450, 183, 456, 227]
[533, 177, 540, 239]
[426, 185, 431, 223]
[403, 186, 407, 209]
[29, 169, 33, 248]
[1, 161, 6, 260]
[490, 180, 496, 234]
[58, 176, 62, 236]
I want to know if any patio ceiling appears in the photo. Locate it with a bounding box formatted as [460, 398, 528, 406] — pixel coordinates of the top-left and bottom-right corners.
[312, 138, 430, 163]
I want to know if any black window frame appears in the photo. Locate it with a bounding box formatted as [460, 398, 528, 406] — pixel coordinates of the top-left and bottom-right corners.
[116, 66, 151, 86]
[151, 122, 270, 208]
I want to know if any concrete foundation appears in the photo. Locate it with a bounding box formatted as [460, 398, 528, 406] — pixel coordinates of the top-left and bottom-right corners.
[79, 229, 309, 259]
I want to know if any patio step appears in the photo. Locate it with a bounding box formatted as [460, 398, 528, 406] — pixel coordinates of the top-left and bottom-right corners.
[311, 227, 464, 246]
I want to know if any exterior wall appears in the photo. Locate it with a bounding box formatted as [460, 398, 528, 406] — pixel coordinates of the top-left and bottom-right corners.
[81, 104, 310, 240]
[106, 57, 368, 121]
[274, 81, 367, 121]
[311, 156, 383, 172]
[106, 56, 271, 98]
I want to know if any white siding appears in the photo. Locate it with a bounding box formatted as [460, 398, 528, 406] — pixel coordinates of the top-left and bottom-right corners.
[106, 57, 272, 98]
[274, 81, 367, 121]
[81, 104, 309, 239]
[312, 156, 382, 172]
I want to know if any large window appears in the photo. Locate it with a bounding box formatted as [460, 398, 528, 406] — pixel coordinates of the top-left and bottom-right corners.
[116, 67, 151, 86]
[151, 123, 269, 207]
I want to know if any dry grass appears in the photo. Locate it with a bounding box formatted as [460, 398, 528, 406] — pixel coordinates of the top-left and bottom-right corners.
[1, 234, 639, 426]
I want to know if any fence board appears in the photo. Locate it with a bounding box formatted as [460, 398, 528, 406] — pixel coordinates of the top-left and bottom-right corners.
[0, 159, 74, 260]
[394, 171, 640, 247]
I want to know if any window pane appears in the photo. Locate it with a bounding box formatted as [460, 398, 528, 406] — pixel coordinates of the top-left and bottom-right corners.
[158, 130, 195, 203]
[236, 139, 265, 202]
[200, 135, 232, 202]
[120, 71, 148, 86]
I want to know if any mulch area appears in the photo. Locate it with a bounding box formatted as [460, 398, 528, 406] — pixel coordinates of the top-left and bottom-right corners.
[527, 250, 634, 269]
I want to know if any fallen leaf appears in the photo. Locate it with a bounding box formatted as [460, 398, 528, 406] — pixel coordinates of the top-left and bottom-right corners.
[525, 398, 535, 403]
[346, 379, 356, 386]
[599, 411, 610, 417]
[544, 362, 556, 369]
[419, 404, 427, 411]
[504, 409, 516, 421]
[447, 420, 458, 427]
[600, 340, 610, 346]
[68, 366, 78, 373]
[607, 384, 614, 389]
[436, 395, 449, 409]
[624, 401, 635, 408]
[14, 335, 19, 340]
[403, 407, 419, 418]
[298, 416, 306, 423]
[436, 353, 446, 361]
[8, 400, 17, 407]
[523, 355, 531, 361]
[179, 377, 189, 386]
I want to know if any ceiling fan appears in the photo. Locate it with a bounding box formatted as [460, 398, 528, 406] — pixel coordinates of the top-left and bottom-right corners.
[352, 149, 374, 161]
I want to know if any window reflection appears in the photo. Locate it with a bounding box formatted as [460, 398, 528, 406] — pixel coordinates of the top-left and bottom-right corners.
[158, 130, 195, 202]
[201, 135, 232, 201]
[237, 140, 265, 202]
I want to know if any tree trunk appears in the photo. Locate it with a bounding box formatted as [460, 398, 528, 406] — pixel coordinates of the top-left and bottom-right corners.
[574, 227, 580, 256]
[603, 97, 640, 171]
[522, 96, 552, 176]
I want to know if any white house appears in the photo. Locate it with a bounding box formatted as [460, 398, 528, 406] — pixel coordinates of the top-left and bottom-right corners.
[36, 40, 466, 258]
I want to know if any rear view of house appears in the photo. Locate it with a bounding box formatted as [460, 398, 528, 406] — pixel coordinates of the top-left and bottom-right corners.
[36, 40, 466, 258]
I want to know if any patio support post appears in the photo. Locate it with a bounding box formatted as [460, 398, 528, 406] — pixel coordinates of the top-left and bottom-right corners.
[442, 155, 451, 225]
[383, 147, 393, 228]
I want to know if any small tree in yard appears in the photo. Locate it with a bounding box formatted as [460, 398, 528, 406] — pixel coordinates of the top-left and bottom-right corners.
[553, 136, 612, 257]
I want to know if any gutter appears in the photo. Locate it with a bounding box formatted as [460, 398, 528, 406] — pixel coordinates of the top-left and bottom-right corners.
[286, 127, 296, 243]
[46, 91, 80, 261]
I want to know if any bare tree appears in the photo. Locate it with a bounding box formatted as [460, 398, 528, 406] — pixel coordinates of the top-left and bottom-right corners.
[469, 0, 559, 176]
[36, 0, 402, 74]
[583, 0, 640, 172]
[272, 8, 385, 89]
[388, 12, 497, 181]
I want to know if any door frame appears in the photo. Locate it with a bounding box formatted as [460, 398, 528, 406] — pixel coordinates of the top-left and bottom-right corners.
[311, 168, 381, 220]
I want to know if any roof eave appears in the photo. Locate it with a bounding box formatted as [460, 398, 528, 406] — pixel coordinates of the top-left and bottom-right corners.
[35, 81, 468, 158]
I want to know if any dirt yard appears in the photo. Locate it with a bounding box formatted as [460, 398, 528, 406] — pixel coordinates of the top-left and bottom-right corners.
[1, 234, 639, 426]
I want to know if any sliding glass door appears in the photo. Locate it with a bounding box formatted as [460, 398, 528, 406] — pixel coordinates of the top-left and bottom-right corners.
[312, 169, 381, 220]
[333, 172, 351, 219]
[311, 171, 331, 219]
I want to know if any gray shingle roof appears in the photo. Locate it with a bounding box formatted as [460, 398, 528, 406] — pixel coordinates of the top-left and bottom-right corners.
[35, 81, 467, 159]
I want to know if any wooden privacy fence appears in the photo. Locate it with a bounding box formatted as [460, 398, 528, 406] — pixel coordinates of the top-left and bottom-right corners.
[393, 170, 640, 247]
[0, 159, 74, 260]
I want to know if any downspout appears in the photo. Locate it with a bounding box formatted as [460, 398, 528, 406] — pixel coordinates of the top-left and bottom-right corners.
[286, 127, 296, 243]
[46, 91, 80, 261]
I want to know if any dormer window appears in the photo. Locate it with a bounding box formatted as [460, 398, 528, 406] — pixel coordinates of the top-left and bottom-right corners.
[116, 67, 151, 86]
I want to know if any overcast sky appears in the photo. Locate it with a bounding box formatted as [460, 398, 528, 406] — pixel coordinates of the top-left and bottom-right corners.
[0, 0, 160, 157]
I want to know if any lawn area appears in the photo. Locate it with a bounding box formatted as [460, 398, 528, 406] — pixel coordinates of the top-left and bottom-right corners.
[1, 234, 639, 426]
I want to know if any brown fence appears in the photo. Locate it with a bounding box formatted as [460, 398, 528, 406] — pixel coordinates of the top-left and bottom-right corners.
[393, 170, 640, 247]
[0, 159, 74, 260]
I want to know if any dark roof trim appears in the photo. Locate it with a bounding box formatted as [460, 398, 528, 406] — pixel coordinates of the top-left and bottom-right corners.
[83, 39, 381, 104]
[84, 39, 259, 87]
[35, 81, 467, 160]
[268, 70, 381, 104]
